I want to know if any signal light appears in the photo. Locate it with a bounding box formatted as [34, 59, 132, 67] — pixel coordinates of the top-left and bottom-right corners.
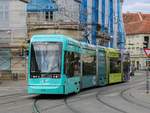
[143, 41, 149, 48]
[50, 74, 61, 78]
[143, 36, 149, 48]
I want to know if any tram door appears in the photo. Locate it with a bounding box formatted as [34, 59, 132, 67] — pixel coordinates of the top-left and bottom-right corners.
[64, 52, 80, 94]
[98, 50, 107, 86]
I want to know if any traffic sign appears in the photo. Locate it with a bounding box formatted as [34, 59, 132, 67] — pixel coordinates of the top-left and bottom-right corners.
[144, 48, 150, 57]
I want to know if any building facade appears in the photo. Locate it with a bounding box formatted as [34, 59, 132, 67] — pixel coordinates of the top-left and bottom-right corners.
[27, 0, 81, 40]
[0, 0, 27, 45]
[0, 0, 27, 79]
[27, 0, 125, 47]
[124, 12, 150, 70]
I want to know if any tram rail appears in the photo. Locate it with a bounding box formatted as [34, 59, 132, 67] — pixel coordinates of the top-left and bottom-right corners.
[31, 78, 146, 113]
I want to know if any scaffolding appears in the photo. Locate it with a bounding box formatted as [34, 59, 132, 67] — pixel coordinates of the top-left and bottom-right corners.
[0, 0, 126, 80]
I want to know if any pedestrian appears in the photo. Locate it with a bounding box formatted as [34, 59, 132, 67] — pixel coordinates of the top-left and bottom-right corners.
[130, 64, 135, 77]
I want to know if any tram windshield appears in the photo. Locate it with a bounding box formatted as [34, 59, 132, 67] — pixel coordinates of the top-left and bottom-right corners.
[30, 42, 62, 77]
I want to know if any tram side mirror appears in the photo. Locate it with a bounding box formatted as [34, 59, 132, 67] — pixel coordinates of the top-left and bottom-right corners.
[27, 39, 30, 44]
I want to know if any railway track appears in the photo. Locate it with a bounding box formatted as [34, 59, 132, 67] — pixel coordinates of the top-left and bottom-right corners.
[64, 96, 82, 113]
[32, 77, 147, 113]
[32, 95, 82, 113]
[33, 99, 41, 113]
[96, 89, 128, 113]
[120, 87, 150, 110]
[31, 86, 125, 113]
[95, 80, 150, 113]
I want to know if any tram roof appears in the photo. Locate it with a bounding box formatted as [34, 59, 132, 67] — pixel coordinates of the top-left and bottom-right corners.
[31, 34, 80, 44]
[106, 47, 120, 53]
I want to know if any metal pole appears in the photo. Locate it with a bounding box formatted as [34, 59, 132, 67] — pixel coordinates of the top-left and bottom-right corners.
[108, 0, 114, 48]
[146, 58, 149, 94]
[113, 0, 117, 49]
[117, 0, 125, 49]
[101, 0, 105, 32]
[79, 0, 88, 41]
[92, 0, 99, 45]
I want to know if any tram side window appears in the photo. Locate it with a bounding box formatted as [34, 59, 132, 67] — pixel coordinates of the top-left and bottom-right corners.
[110, 58, 121, 73]
[82, 55, 96, 76]
[64, 52, 80, 77]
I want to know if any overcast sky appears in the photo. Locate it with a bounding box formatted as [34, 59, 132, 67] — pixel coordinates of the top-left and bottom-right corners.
[123, 0, 150, 13]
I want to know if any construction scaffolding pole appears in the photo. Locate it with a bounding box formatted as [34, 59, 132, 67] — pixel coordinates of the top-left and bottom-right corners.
[101, 0, 105, 33]
[92, 0, 99, 45]
[79, 0, 88, 41]
[108, 0, 114, 48]
[117, 0, 125, 49]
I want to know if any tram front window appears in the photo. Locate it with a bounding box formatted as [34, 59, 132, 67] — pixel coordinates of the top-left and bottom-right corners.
[110, 58, 121, 73]
[30, 42, 62, 78]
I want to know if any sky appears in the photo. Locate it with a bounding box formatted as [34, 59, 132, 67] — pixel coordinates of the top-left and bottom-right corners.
[123, 0, 150, 13]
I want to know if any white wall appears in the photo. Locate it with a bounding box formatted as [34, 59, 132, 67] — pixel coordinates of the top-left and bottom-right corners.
[56, 0, 80, 22]
[0, 0, 9, 28]
[126, 34, 150, 70]
[9, 0, 27, 39]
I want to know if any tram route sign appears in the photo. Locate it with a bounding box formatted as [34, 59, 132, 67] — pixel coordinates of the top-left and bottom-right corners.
[144, 48, 150, 57]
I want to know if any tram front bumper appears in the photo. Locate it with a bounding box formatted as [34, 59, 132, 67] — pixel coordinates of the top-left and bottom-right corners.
[28, 85, 65, 94]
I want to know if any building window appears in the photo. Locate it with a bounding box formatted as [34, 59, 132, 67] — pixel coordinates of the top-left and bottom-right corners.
[45, 12, 49, 20]
[132, 61, 135, 66]
[45, 11, 53, 21]
[136, 61, 140, 70]
[50, 11, 53, 20]
[0, 3, 9, 24]
[0, 49, 11, 71]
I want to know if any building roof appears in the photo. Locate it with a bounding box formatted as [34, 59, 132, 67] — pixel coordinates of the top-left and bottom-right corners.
[123, 12, 150, 35]
[27, 0, 58, 12]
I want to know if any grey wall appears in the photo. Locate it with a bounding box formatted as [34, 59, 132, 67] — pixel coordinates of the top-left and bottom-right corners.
[0, 0, 27, 43]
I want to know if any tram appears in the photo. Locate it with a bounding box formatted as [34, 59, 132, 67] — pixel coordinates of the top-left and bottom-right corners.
[28, 34, 129, 94]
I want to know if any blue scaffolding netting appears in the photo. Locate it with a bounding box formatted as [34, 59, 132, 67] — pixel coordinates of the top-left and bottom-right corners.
[27, 0, 58, 12]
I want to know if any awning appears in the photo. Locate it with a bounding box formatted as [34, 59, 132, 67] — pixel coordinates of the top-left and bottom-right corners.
[27, 0, 58, 12]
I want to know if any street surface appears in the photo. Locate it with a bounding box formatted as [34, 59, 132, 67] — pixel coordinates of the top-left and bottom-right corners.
[0, 71, 150, 113]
